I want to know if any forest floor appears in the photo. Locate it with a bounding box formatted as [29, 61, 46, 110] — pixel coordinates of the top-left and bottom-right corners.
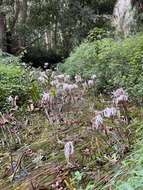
[0, 89, 142, 190]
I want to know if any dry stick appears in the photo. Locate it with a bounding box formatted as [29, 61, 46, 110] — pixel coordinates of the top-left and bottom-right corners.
[11, 152, 25, 181]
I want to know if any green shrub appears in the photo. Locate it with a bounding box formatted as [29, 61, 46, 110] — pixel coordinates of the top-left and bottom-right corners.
[87, 27, 112, 42]
[60, 41, 99, 78]
[0, 53, 40, 111]
[60, 33, 143, 102]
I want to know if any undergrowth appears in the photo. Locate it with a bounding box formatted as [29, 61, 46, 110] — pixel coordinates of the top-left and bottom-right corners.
[0, 53, 40, 111]
[60, 32, 143, 103]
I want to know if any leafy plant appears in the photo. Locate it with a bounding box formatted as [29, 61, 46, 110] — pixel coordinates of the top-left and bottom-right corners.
[71, 171, 94, 190]
[0, 54, 40, 111]
[60, 32, 143, 102]
[87, 27, 113, 42]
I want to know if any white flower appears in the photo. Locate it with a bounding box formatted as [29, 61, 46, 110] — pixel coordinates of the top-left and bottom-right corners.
[64, 75, 70, 82]
[38, 76, 45, 83]
[82, 81, 88, 90]
[44, 62, 49, 68]
[112, 88, 128, 106]
[116, 94, 128, 103]
[91, 74, 97, 80]
[112, 88, 125, 98]
[75, 75, 82, 83]
[103, 107, 117, 118]
[7, 96, 13, 103]
[92, 114, 103, 129]
[38, 72, 48, 83]
[72, 84, 78, 89]
[7, 95, 18, 109]
[54, 74, 65, 82]
[51, 71, 57, 79]
[41, 92, 50, 103]
[95, 115, 103, 128]
[50, 80, 59, 87]
[88, 80, 94, 87]
[62, 83, 78, 93]
[64, 141, 74, 164]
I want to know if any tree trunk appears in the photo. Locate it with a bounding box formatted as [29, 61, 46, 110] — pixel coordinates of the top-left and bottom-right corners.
[18, 0, 28, 48]
[44, 31, 49, 50]
[10, 0, 21, 32]
[21, 0, 27, 24]
[53, 15, 58, 51]
[18, 0, 28, 47]
[0, 13, 6, 51]
[6, 0, 21, 54]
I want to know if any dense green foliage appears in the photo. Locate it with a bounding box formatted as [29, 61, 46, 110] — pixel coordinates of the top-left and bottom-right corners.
[87, 27, 113, 42]
[60, 32, 143, 102]
[0, 54, 40, 111]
